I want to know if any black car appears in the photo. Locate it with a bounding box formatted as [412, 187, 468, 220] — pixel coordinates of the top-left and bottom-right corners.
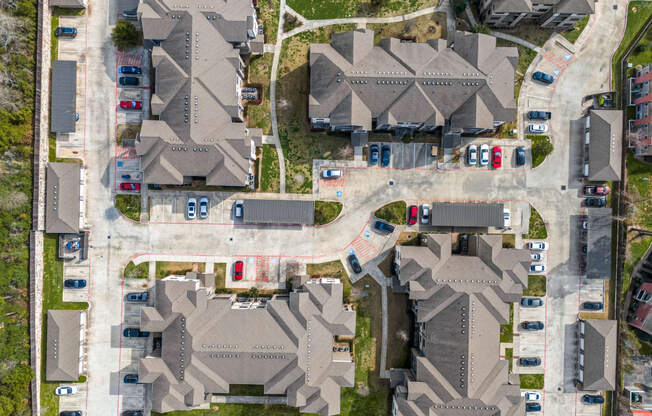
[374, 220, 395, 233]
[369, 144, 379, 165]
[126, 292, 148, 302]
[55, 27, 77, 37]
[153, 337, 162, 351]
[585, 197, 607, 207]
[521, 321, 544, 331]
[122, 411, 144, 416]
[516, 146, 525, 166]
[582, 301, 603, 310]
[64, 279, 86, 289]
[60, 412, 83, 416]
[119, 77, 139, 86]
[519, 357, 541, 366]
[122, 8, 138, 19]
[521, 298, 543, 307]
[348, 254, 362, 274]
[583, 394, 604, 404]
[123, 374, 139, 384]
[381, 144, 390, 167]
[123, 328, 150, 337]
[525, 403, 542, 412]
[528, 110, 552, 120]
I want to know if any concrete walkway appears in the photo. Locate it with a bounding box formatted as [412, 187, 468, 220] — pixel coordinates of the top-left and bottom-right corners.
[212, 395, 288, 405]
[270, 0, 288, 193]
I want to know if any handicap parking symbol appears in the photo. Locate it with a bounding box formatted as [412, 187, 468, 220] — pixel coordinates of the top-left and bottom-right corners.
[348, 248, 355, 255]
[336, 190, 343, 198]
[364, 231, 370, 238]
[553, 69, 560, 76]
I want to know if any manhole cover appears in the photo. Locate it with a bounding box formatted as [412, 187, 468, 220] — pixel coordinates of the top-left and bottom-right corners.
[561, 185, 566, 190]
[388, 180, 394, 185]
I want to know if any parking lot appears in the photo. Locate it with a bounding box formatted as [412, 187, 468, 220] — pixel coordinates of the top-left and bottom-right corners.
[224, 257, 284, 291]
[514, 294, 546, 375]
[58, 382, 88, 414]
[149, 191, 234, 223]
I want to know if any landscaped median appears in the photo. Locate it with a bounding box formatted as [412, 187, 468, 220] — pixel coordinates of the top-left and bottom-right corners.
[527, 135, 553, 168]
[115, 194, 141, 222]
[524, 204, 548, 239]
[314, 200, 343, 225]
[519, 373, 544, 390]
[124, 261, 148, 279]
[524, 275, 546, 297]
[374, 201, 407, 225]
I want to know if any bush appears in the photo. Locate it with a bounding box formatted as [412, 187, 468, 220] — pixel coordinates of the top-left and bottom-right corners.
[111, 21, 141, 51]
[124, 261, 149, 279]
[375, 201, 407, 225]
[471, 24, 491, 34]
[115, 194, 141, 222]
[528, 135, 553, 168]
[314, 201, 342, 225]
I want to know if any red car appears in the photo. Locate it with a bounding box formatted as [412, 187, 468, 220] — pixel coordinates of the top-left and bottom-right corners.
[234, 261, 243, 280]
[492, 146, 502, 168]
[120, 182, 140, 191]
[408, 205, 418, 225]
[119, 100, 142, 110]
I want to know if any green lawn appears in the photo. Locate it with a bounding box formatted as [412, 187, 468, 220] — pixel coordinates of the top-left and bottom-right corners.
[306, 260, 352, 301]
[124, 261, 149, 279]
[287, 0, 439, 19]
[505, 347, 513, 371]
[214, 263, 227, 292]
[523, 205, 548, 239]
[155, 261, 206, 280]
[314, 201, 343, 225]
[374, 201, 407, 225]
[51, 16, 59, 63]
[562, 15, 589, 44]
[626, 152, 652, 229]
[502, 234, 515, 248]
[523, 275, 546, 297]
[259, 0, 280, 41]
[246, 54, 273, 135]
[41, 235, 89, 416]
[528, 135, 553, 168]
[500, 303, 514, 343]
[260, 144, 280, 193]
[115, 194, 141, 222]
[519, 373, 544, 390]
[613, 2, 652, 91]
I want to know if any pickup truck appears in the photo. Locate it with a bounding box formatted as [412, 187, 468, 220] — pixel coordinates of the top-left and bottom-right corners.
[528, 111, 551, 120]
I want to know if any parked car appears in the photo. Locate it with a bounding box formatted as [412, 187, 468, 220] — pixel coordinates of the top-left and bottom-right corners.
[55, 386, 78, 396]
[321, 169, 342, 179]
[531, 253, 542, 261]
[374, 221, 395, 233]
[123, 328, 150, 337]
[369, 144, 379, 165]
[584, 197, 607, 207]
[381, 144, 391, 167]
[582, 301, 603, 310]
[348, 254, 362, 274]
[503, 209, 511, 228]
[521, 321, 544, 331]
[123, 374, 139, 384]
[121, 174, 131, 179]
[532, 71, 555, 84]
[119, 100, 142, 110]
[119, 76, 139, 86]
[583, 394, 605, 404]
[421, 204, 430, 224]
[121, 8, 138, 19]
[528, 110, 552, 120]
[519, 357, 541, 366]
[530, 264, 545, 273]
[55, 27, 77, 37]
[122, 411, 144, 416]
[528, 241, 548, 251]
[521, 298, 543, 307]
[525, 403, 542, 412]
[199, 196, 209, 219]
[60, 412, 83, 416]
[492, 146, 502, 168]
[528, 123, 548, 134]
[584, 185, 610, 195]
[187, 197, 197, 219]
[64, 279, 86, 289]
[234, 200, 244, 218]
[582, 220, 588, 230]
[516, 146, 525, 166]
[126, 292, 148, 302]
[523, 392, 541, 401]
[233, 261, 243, 280]
[153, 337, 162, 351]
[480, 144, 489, 166]
[408, 205, 418, 225]
[467, 144, 477, 165]
[120, 182, 140, 191]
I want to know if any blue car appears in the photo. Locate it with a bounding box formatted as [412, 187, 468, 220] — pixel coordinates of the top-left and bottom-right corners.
[64, 279, 86, 289]
[55, 27, 77, 37]
[521, 298, 543, 307]
[532, 71, 554, 84]
[583, 394, 604, 404]
[126, 292, 148, 302]
[525, 403, 542, 412]
[381, 144, 390, 167]
[369, 144, 379, 165]
[119, 66, 142, 75]
[374, 220, 395, 233]
[123, 374, 139, 384]
[123, 328, 150, 337]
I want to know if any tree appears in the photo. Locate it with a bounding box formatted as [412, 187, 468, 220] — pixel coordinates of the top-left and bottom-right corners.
[531, 137, 553, 159]
[111, 21, 140, 51]
[453, 0, 467, 15]
[248, 287, 259, 298]
[471, 24, 491, 34]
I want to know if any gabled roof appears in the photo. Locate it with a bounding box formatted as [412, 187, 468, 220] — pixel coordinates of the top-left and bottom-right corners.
[51, 60, 77, 133]
[45, 162, 81, 234]
[309, 30, 517, 131]
[582, 319, 617, 391]
[586, 208, 612, 279]
[588, 110, 623, 181]
[429, 202, 504, 228]
[46, 310, 83, 381]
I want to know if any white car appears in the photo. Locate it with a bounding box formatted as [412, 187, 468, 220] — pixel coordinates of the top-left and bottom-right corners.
[321, 169, 342, 179]
[530, 264, 546, 273]
[234, 200, 244, 218]
[480, 144, 489, 166]
[467, 144, 477, 165]
[528, 123, 548, 134]
[199, 196, 209, 219]
[187, 197, 197, 219]
[528, 241, 548, 251]
[523, 392, 541, 401]
[503, 209, 511, 228]
[55, 386, 78, 396]
[531, 253, 542, 261]
[421, 204, 430, 224]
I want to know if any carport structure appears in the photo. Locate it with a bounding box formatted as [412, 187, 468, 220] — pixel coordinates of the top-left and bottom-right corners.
[242, 199, 315, 225]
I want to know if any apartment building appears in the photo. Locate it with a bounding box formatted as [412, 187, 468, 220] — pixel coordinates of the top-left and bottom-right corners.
[479, 0, 596, 29]
[629, 65, 652, 155]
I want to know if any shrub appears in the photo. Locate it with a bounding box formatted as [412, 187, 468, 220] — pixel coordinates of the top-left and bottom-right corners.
[111, 21, 140, 51]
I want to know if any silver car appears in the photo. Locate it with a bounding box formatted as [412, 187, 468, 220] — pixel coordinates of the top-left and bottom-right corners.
[199, 196, 209, 219]
[187, 197, 197, 219]
[421, 204, 430, 224]
[480, 144, 489, 166]
[234, 200, 244, 218]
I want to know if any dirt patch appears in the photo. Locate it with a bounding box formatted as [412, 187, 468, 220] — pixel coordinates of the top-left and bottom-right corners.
[356, 382, 370, 396]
